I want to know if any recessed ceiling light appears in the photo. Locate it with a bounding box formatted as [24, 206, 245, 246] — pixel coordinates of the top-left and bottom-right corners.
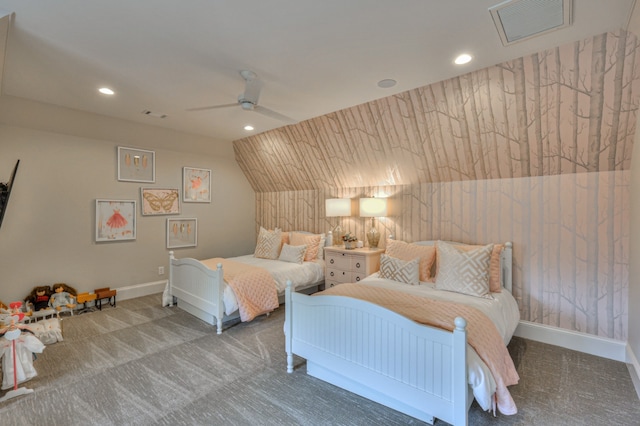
[98, 87, 115, 95]
[454, 54, 473, 65]
[377, 79, 397, 88]
[244, 125, 254, 131]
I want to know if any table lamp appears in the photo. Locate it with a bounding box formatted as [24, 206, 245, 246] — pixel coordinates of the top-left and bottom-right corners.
[359, 197, 388, 249]
[325, 198, 352, 246]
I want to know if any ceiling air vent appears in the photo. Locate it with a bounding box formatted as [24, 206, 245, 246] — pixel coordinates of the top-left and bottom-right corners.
[489, 0, 572, 46]
[142, 110, 168, 119]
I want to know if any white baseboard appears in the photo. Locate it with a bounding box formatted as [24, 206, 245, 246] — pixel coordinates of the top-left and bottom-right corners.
[627, 345, 640, 399]
[114, 280, 167, 301]
[514, 320, 627, 362]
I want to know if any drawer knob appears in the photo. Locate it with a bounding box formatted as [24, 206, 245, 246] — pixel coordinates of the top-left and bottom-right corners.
[356, 262, 361, 268]
[356, 276, 360, 282]
[330, 271, 334, 277]
[330, 259, 335, 264]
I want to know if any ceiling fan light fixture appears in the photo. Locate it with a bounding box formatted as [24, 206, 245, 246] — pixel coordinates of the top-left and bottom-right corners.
[240, 101, 255, 111]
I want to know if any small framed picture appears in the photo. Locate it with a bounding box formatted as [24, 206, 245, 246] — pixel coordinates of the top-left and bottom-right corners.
[96, 199, 136, 242]
[167, 218, 197, 248]
[183, 167, 211, 203]
[141, 188, 180, 215]
[118, 146, 155, 182]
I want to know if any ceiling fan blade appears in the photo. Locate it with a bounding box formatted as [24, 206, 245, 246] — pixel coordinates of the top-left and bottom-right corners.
[253, 105, 297, 124]
[186, 103, 238, 112]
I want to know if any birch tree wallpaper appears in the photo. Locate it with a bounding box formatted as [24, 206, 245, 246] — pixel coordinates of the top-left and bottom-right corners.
[234, 30, 640, 341]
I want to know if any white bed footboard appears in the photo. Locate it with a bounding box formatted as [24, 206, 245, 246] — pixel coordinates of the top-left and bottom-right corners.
[169, 251, 225, 334]
[285, 282, 471, 426]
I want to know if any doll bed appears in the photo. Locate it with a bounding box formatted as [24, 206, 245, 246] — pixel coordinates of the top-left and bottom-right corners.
[285, 241, 517, 426]
[169, 251, 325, 334]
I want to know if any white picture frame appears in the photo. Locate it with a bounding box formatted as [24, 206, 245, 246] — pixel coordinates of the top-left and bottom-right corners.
[95, 199, 137, 242]
[167, 218, 198, 248]
[140, 188, 180, 216]
[117, 146, 155, 183]
[183, 167, 211, 203]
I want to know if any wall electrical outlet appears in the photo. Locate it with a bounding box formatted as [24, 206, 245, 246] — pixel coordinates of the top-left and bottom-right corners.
[158, 266, 165, 275]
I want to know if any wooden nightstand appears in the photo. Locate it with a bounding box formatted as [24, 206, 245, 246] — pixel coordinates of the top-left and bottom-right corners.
[324, 246, 384, 288]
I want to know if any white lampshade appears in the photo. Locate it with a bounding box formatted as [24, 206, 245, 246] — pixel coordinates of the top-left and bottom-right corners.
[325, 198, 352, 217]
[359, 198, 388, 218]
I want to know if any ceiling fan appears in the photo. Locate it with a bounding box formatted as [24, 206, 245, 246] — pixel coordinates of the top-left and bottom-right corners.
[187, 70, 296, 124]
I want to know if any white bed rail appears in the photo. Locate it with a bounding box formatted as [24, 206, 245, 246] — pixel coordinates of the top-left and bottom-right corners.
[169, 251, 225, 334]
[285, 281, 470, 426]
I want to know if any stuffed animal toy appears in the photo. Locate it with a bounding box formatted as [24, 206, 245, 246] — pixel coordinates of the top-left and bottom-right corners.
[26, 286, 53, 313]
[49, 283, 77, 311]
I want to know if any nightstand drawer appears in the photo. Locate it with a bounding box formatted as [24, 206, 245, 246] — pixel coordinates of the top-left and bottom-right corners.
[352, 272, 367, 283]
[350, 254, 366, 274]
[326, 267, 352, 284]
[326, 252, 350, 270]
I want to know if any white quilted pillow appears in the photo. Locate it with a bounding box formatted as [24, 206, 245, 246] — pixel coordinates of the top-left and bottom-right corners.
[379, 254, 420, 286]
[435, 241, 493, 298]
[278, 244, 307, 264]
[254, 227, 282, 260]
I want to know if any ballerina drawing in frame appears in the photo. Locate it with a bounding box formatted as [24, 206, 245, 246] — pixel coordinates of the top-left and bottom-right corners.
[95, 199, 136, 242]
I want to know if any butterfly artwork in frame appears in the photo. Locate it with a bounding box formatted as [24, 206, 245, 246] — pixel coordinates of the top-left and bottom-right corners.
[140, 188, 180, 216]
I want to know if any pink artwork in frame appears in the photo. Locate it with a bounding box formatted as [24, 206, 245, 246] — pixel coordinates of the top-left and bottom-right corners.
[96, 199, 136, 241]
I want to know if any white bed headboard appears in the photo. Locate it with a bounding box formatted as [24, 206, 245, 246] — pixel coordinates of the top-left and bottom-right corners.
[292, 230, 333, 247]
[411, 240, 514, 293]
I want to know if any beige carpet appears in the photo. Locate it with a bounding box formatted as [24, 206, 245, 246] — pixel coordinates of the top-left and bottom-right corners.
[0, 293, 638, 425]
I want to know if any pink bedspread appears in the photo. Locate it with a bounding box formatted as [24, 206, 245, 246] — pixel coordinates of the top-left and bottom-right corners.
[319, 283, 520, 415]
[201, 258, 278, 322]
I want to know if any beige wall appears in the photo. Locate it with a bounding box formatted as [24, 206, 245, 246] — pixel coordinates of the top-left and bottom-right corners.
[0, 96, 256, 303]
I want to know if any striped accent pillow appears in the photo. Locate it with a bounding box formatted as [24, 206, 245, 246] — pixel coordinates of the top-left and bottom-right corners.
[254, 227, 282, 260]
[379, 254, 420, 286]
[435, 241, 493, 298]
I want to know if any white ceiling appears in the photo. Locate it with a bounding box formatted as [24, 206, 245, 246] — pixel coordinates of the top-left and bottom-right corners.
[0, 0, 637, 144]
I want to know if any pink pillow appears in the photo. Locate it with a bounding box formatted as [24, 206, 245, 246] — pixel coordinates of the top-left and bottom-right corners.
[290, 232, 322, 261]
[385, 239, 436, 282]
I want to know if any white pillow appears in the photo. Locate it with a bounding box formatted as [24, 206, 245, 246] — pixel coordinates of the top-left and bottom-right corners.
[379, 254, 420, 286]
[278, 243, 307, 264]
[254, 227, 282, 260]
[435, 241, 493, 298]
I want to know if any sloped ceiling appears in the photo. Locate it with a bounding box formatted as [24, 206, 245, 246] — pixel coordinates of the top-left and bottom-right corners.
[234, 30, 640, 192]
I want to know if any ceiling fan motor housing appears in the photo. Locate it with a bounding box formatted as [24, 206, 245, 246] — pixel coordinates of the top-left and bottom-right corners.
[240, 100, 255, 110]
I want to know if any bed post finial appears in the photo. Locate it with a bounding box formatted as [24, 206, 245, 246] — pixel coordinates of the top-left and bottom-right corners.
[453, 316, 468, 425]
[285, 280, 294, 373]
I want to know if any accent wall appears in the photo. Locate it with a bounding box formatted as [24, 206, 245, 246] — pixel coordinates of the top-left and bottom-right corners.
[234, 30, 639, 341]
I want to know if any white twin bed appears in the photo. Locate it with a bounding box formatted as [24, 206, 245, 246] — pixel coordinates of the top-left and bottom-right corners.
[285, 240, 519, 426]
[168, 230, 328, 333]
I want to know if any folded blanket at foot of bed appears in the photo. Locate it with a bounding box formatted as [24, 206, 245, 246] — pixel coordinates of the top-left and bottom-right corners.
[201, 258, 278, 322]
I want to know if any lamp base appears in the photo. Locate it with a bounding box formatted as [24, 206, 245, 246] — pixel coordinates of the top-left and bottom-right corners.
[366, 226, 380, 249]
[332, 224, 343, 246]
